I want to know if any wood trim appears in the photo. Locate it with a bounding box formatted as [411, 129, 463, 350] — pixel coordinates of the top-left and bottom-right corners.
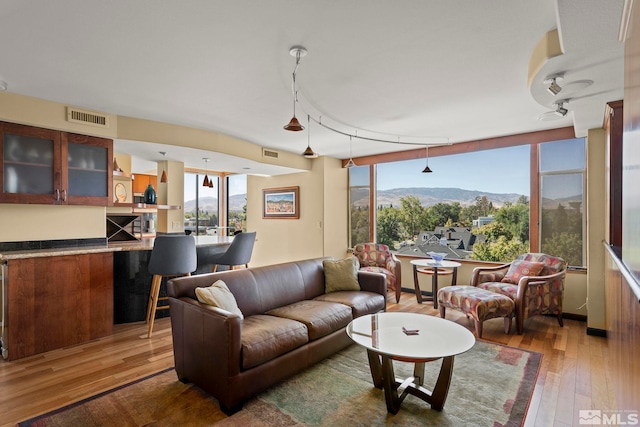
[605, 100, 624, 248]
[530, 143, 540, 251]
[345, 126, 576, 166]
[369, 165, 375, 241]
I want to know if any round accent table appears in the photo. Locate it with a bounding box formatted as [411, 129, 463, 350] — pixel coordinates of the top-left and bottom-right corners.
[346, 312, 475, 414]
[410, 259, 462, 308]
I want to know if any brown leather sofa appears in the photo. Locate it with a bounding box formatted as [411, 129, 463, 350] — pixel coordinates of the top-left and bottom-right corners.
[167, 257, 386, 414]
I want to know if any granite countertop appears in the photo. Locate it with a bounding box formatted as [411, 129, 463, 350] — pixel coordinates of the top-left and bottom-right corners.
[0, 235, 234, 261]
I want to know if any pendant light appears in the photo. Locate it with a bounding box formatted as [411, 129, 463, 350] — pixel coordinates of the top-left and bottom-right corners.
[422, 145, 433, 173]
[302, 114, 318, 158]
[202, 158, 213, 187]
[284, 47, 307, 131]
[345, 136, 356, 168]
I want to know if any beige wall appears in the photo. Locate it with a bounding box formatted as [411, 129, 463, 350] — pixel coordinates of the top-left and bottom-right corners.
[586, 128, 607, 329]
[247, 156, 348, 267]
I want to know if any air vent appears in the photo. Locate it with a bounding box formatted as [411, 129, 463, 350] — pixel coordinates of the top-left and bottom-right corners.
[66, 107, 110, 128]
[262, 148, 279, 159]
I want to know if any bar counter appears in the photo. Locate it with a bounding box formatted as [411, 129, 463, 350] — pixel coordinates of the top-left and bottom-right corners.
[111, 235, 233, 323]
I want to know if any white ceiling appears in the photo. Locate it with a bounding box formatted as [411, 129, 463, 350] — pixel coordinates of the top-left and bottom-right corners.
[0, 0, 625, 174]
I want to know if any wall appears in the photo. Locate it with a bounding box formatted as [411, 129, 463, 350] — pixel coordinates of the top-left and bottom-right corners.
[247, 156, 348, 267]
[586, 128, 607, 330]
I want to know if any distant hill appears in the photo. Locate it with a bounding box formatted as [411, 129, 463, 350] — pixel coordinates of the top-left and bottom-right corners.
[353, 187, 525, 209]
[184, 194, 246, 212]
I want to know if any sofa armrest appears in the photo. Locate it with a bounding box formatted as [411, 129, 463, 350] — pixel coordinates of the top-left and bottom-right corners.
[169, 295, 243, 383]
[358, 270, 387, 297]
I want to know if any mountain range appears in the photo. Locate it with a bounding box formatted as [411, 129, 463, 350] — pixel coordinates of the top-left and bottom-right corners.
[355, 187, 525, 209]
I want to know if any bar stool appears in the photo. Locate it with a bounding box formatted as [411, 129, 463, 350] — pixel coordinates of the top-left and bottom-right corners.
[146, 234, 197, 338]
[208, 231, 256, 272]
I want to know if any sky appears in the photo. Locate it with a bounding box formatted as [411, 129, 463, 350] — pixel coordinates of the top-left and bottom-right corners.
[376, 145, 531, 195]
[184, 173, 246, 202]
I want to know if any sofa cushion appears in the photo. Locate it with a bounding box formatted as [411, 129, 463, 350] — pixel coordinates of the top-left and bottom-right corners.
[195, 280, 244, 319]
[313, 291, 385, 318]
[501, 260, 544, 284]
[241, 314, 309, 370]
[266, 300, 353, 341]
[323, 257, 360, 293]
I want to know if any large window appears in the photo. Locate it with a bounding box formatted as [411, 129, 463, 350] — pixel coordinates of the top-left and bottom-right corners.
[539, 138, 586, 267]
[374, 146, 530, 262]
[227, 174, 247, 234]
[349, 133, 587, 267]
[349, 165, 371, 246]
[184, 172, 220, 236]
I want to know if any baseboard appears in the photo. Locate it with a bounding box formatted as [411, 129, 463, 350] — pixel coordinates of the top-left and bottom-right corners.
[586, 327, 607, 337]
[562, 312, 587, 322]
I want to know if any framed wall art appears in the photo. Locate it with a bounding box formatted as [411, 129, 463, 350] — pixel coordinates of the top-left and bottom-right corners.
[263, 186, 299, 219]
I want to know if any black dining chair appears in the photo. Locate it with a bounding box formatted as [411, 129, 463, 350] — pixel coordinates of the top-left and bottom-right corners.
[146, 234, 197, 338]
[208, 231, 256, 272]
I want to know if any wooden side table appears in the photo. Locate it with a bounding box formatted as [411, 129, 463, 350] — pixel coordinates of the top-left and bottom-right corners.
[410, 259, 461, 308]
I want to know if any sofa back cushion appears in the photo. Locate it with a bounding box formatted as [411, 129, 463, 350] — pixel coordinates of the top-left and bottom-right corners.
[168, 258, 329, 317]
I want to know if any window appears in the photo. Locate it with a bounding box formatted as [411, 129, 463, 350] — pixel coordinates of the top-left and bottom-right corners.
[227, 174, 247, 234]
[349, 165, 371, 246]
[184, 172, 219, 236]
[539, 138, 586, 267]
[375, 146, 530, 262]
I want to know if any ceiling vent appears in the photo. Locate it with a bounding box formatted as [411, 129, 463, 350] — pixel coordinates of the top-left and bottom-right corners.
[66, 107, 110, 128]
[262, 148, 279, 159]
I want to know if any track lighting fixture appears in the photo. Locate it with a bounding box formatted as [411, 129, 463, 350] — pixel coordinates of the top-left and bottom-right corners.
[554, 101, 568, 117]
[537, 100, 569, 121]
[544, 74, 564, 96]
[302, 114, 318, 158]
[422, 145, 433, 173]
[284, 47, 307, 131]
[282, 45, 449, 162]
[345, 136, 356, 168]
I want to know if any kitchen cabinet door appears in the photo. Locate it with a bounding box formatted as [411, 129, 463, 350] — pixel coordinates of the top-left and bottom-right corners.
[0, 121, 62, 204]
[62, 132, 113, 206]
[0, 121, 113, 206]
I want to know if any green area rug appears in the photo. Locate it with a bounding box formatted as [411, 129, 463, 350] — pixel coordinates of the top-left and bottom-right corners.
[19, 341, 541, 427]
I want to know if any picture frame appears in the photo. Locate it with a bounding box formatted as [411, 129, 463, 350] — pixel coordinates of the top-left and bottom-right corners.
[263, 186, 299, 219]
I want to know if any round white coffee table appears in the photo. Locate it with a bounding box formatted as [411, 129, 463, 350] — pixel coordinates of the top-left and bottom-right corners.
[411, 259, 462, 308]
[346, 312, 475, 414]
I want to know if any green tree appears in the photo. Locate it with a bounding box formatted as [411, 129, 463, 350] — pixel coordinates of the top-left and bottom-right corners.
[471, 236, 529, 263]
[398, 196, 427, 240]
[351, 205, 370, 245]
[426, 202, 462, 229]
[376, 206, 401, 248]
[495, 199, 530, 243]
[542, 232, 583, 266]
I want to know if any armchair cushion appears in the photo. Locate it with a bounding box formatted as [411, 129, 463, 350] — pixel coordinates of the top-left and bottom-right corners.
[501, 260, 545, 284]
[353, 243, 399, 292]
[323, 257, 361, 293]
[195, 280, 244, 319]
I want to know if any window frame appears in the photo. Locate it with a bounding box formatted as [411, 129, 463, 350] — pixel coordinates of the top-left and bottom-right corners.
[347, 126, 578, 258]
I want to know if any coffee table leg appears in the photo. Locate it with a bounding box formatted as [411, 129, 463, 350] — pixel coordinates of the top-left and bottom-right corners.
[430, 355, 454, 411]
[381, 355, 401, 414]
[366, 349, 383, 389]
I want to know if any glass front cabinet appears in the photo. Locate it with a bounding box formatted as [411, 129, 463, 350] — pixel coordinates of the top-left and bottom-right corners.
[0, 121, 113, 206]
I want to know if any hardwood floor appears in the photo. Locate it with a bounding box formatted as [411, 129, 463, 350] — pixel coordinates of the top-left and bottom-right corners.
[0, 291, 612, 427]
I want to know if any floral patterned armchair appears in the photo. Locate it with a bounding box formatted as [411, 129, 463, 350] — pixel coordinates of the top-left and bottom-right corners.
[353, 243, 402, 303]
[470, 253, 567, 334]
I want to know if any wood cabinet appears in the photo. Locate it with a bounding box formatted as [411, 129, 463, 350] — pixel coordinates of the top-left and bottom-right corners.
[132, 173, 157, 196]
[3, 252, 114, 360]
[0, 121, 113, 206]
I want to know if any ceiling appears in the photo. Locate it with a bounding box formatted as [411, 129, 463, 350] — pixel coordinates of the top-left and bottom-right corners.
[0, 0, 625, 174]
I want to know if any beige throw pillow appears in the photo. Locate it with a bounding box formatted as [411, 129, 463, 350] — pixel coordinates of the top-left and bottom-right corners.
[323, 257, 361, 293]
[195, 280, 244, 318]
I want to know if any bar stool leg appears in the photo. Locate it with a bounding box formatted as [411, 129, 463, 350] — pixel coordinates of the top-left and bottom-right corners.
[146, 274, 162, 338]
